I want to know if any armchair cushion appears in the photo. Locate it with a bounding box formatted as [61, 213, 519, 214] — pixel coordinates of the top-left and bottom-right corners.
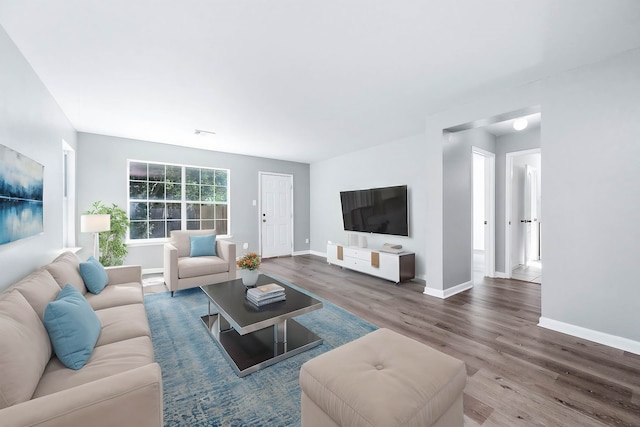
[177, 256, 230, 279]
[189, 234, 217, 257]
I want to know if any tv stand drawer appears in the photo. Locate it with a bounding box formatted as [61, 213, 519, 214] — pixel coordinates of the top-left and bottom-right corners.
[326, 243, 415, 283]
[343, 247, 370, 261]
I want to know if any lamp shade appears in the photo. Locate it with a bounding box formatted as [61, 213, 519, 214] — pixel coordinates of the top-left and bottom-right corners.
[80, 214, 111, 233]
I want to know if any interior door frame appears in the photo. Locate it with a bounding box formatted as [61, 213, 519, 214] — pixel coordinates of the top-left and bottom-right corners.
[505, 148, 541, 277]
[258, 171, 294, 258]
[471, 147, 496, 280]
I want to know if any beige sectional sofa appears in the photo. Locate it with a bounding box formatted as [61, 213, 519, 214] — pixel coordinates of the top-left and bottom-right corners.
[0, 252, 162, 427]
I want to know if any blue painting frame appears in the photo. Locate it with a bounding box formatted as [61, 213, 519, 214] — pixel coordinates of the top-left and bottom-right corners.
[0, 144, 44, 245]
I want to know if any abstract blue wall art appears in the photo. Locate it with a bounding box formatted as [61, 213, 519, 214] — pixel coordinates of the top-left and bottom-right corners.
[0, 145, 44, 245]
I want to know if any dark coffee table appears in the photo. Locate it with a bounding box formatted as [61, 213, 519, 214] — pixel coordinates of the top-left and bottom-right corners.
[200, 274, 323, 377]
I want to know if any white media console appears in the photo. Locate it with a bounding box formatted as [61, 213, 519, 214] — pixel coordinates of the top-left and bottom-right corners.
[326, 243, 415, 283]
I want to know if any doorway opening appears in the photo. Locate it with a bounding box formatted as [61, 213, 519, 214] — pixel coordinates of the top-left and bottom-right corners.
[472, 147, 495, 284]
[442, 105, 541, 293]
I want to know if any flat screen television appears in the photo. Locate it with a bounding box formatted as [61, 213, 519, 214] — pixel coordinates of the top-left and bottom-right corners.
[340, 185, 409, 236]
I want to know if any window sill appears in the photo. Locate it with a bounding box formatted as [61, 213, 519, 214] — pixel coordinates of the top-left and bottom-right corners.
[126, 234, 233, 247]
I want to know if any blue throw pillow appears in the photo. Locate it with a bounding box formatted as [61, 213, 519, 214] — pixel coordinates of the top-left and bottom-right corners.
[79, 256, 109, 294]
[190, 234, 217, 257]
[43, 284, 102, 370]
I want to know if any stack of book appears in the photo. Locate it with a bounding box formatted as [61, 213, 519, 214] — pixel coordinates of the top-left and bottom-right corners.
[246, 283, 286, 307]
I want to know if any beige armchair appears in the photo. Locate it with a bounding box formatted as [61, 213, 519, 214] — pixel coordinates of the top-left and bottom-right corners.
[163, 230, 236, 296]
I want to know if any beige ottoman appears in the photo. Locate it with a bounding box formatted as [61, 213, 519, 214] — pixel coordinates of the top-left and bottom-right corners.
[299, 328, 466, 427]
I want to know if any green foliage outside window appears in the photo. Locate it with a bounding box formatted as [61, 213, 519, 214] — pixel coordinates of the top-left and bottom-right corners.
[128, 161, 229, 239]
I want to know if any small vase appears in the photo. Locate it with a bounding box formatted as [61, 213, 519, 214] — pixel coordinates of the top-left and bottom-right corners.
[241, 269, 259, 287]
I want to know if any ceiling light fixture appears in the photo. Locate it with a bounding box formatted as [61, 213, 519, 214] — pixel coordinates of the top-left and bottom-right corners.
[194, 129, 216, 136]
[513, 118, 528, 131]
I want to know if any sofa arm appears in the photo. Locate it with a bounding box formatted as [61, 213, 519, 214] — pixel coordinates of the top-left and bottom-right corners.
[105, 265, 142, 285]
[163, 243, 179, 292]
[217, 239, 237, 279]
[0, 363, 163, 427]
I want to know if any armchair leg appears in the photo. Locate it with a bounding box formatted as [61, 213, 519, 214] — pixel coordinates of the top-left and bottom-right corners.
[171, 291, 174, 297]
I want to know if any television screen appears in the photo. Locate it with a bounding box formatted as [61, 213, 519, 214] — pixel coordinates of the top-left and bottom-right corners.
[340, 185, 408, 236]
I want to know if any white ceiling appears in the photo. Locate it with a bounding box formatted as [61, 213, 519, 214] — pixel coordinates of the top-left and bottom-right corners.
[1, 1, 639, 163]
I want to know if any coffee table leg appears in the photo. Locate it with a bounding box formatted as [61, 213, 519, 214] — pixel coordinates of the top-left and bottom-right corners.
[207, 300, 232, 333]
[218, 314, 232, 333]
[274, 319, 288, 355]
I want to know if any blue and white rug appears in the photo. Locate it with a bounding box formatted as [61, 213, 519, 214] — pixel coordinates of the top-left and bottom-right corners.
[144, 276, 377, 427]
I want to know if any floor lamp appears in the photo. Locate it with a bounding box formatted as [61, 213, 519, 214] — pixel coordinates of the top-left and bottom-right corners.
[81, 214, 111, 260]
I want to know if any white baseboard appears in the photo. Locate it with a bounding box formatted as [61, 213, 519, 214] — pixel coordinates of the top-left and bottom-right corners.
[494, 271, 509, 278]
[142, 268, 163, 276]
[423, 280, 473, 299]
[309, 250, 326, 258]
[538, 317, 640, 355]
[292, 250, 311, 256]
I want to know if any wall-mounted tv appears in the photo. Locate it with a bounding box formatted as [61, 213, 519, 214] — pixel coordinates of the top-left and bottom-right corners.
[340, 185, 408, 237]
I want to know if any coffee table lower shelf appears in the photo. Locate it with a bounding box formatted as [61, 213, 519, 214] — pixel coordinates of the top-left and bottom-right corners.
[201, 314, 323, 377]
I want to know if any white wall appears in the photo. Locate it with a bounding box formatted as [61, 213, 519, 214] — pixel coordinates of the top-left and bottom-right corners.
[77, 133, 310, 270]
[310, 134, 427, 278]
[541, 48, 640, 345]
[0, 27, 77, 291]
[423, 47, 640, 350]
[443, 128, 495, 289]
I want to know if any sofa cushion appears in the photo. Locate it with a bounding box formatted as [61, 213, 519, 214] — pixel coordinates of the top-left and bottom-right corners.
[43, 285, 102, 370]
[45, 252, 88, 295]
[84, 281, 143, 311]
[12, 268, 61, 320]
[0, 290, 52, 409]
[190, 234, 217, 257]
[79, 256, 109, 294]
[177, 256, 229, 279]
[33, 336, 155, 398]
[95, 303, 151, 347]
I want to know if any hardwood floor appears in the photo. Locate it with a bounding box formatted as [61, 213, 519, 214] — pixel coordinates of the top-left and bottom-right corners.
[259, 254, 640, 427]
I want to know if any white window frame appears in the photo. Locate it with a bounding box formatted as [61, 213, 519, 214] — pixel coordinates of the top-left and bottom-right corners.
[126, 159, 230, 243]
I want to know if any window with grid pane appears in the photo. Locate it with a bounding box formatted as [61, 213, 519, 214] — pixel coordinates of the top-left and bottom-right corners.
[128, 161, 229, 240]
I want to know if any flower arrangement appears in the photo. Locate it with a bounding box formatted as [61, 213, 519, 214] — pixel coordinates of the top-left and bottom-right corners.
[237, 252, 260, 271]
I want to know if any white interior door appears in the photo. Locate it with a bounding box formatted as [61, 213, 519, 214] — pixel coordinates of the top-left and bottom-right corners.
[524, 165, 539, 264]
[505, 149, 541, 276]
[523, 165, 532, 266]
[260, 173, 293, 258]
